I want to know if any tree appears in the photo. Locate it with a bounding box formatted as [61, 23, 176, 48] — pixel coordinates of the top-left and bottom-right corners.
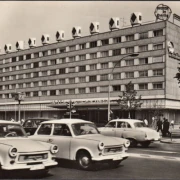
[174, 67, 180, 84]
[116, 81, 143, 119]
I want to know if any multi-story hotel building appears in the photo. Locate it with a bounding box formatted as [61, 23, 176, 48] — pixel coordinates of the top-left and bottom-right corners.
[1, 13, 180, 124]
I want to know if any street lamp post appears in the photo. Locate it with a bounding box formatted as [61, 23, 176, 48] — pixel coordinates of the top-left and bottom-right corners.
[107, 53, 139, 121]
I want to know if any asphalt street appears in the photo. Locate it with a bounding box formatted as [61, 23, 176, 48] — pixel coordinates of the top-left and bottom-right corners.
[4, 141, 180, 179]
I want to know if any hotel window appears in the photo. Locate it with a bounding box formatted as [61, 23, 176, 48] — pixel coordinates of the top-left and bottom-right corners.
[113, 49, 121, 56]
[50, 59, 56, 65]
[101, 39, 109, 46]
[79, 66, 86, 72]
[19, 65, 23, 70]
[69, 67, 75, 73]
[26, 82, 31, 88]
[139, 32, 148, 39]
[5, 76, 9, 81]
[153, 56, 163, 63]
[51, 49, 56, 55]
[59, 79, 65, 84]
[153, 29, 163, 37]
[4, 94, 9, 99]
[113, 37, 121, 43]
[100, 86, 108, 92]
[101, 63, 108, 69]
[12, 75, 16, 80]
[18, 74, 23, 79]
[126, 34, 134, 41]
[69, 45, 76, 51]
[50, 70, 56, 75]
[69, 78, 75, 84]
[26, 54, 31, 60]
[125, 84, 134, 91]
[4, 85, 8, 90]
[113, 85, 121, 91]
[126, 47, 134, 53]
[42, 91, 47, 96]
[42, 61, 47, 66]
[153, 82, 163, 89]
[12, 84, 16, 89]
[79, 88, 86, 94]
[59, 68, 65, 74]
[69, 89, 75, 94]
[79, 77, 86, 83]
[50, 90, 56, 96]
[34, 53, 39, 58]
[42, 81, 47, 86]
[34, 62, 39, 68]
[5, 67, 9, 72]
[89, 75, 96, 82]
[33, 72, 38, 78]
[153, 44, 163, 50]
[90, 41, 97, 48]
[125, 59, 134, 66]
[50, 80, 56, 85]
[25, 92, 31, 97]
[101, 51, 108, 58]
[12, 57, 16, 62]
[139, 45, 148, 52]
[60, 48, 66, 53]
[90, 53, 97, 59]
[42, 71, 47, 76]
[113, 61, 121, 67]
[59, 89, 65, 95]
[0, 69, 2, 73]
[100, 74, 108, 81]
[153, 69, 163, 76]
[89, 87, 96, 93]
[42, 51, 48, 56]
[26, 64, 31, 69]
[60, 58, 66, 64]
[34, 82, 38, 87]
[139, 83, 148, 90]
[90, 64, 96, 70]
[80, 43, 86, 50]
[113, 73, 121, 79]
[19, 56, 23, 61]
[125, 72, 134, 78]
[69, 56, 75, 62]
[139, 58, 148, 65]
[139, 70, 148, 77]
[79, 55, 86, 61]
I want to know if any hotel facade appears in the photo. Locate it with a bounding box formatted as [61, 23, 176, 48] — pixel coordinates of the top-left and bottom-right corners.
[1, 15, 180, 124]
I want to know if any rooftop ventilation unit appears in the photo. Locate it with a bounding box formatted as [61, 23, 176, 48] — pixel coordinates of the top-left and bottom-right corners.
[4, 44, 12, 53]
[56, 30, 65, 41]
[28, 38, 36, 48]
[72, 26, 81, 38]
[16, 41, 24, 51]
[130, 12, 142, 26]
[109, 17, 120, 31]
[90, 22, 99, 34]
[41, 34, 50, 45]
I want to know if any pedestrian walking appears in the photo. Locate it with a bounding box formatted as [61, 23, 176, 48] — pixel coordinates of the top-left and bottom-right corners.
[143, 118, 148, 127]
[156, 119, 162, 133]
[162, 118, 171, 137]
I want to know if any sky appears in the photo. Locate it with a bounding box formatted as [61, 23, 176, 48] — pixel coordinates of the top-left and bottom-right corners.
[0, 1, 180, 53]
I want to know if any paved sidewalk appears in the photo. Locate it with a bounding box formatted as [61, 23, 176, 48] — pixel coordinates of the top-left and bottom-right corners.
[160, 137, 180, 144]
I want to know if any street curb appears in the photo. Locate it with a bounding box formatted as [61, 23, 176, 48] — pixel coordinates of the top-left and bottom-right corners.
[160, 140, 180, 144]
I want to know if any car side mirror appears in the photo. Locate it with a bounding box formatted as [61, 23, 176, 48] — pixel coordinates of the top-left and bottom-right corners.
[26, 132, 30, 136]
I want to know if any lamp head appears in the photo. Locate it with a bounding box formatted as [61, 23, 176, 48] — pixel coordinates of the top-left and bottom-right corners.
[129, 53, 139, 57]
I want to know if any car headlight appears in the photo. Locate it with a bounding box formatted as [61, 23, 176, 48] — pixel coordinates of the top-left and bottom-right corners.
[50, 145, 59, 154]
[9, 147, 18, 158]
[98, 142, 104, 151]
[124, 140, 130, 148]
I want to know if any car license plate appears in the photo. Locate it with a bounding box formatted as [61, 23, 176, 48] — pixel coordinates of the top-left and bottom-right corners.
[113, 155, 122, 160]
[30, 164, 45, 171]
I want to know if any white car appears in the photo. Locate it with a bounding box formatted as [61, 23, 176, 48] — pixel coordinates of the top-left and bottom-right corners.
[0, 120, 58, 176]
[30, 119, 130, 170]
[98, 119, 160, 147]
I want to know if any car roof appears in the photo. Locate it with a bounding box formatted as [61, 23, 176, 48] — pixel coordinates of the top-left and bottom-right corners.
[25, 118, 54, 121]
[0, 120, 20, 124]
[110, 119, 142, 123]
[41, 119, 93, 124]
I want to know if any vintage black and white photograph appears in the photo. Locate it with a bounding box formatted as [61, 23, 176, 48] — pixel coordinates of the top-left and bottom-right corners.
[0, 1, 180, 179]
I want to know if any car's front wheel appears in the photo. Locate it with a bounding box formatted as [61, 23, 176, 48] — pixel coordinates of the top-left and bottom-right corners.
[108, 160, 122, 168]
[77, 151, 93, 170]
[140, 141, 151, 148]
[127, 138, 138, 147]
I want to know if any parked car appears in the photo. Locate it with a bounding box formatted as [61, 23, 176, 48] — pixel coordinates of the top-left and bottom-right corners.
[0, 120, 58, 176]
[30, 119, 130, 170]
[23, 118, 54, 135]
[98, 119, 160, 147]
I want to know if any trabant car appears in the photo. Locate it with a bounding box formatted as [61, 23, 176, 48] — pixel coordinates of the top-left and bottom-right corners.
[98, 119, 160, 147]
[0, 120, 58, 175]
[30, 119, 130, 170]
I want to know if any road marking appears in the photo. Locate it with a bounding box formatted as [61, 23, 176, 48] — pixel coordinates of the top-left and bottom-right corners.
[139, 149, 180, 154]
[129, 153, 180, 162]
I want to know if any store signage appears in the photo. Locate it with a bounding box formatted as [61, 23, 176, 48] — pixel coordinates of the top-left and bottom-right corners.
[167, 41, 180, 60]
[154, 4, 172, 21]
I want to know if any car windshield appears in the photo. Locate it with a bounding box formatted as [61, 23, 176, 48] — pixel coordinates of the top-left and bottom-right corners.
[134, 122, 146, 128]
[71, 123, 99, 136]
[0, 124, 27, 138]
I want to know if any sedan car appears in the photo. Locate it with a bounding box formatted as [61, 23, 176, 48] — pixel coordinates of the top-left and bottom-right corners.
[0, 120, 58, 175]
[23, 118, 54, 135]
[98, 119, 160, 147]
[30, 119, 130, 170]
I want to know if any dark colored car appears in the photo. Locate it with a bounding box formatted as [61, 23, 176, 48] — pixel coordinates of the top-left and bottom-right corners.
[23, 118, 54, 135]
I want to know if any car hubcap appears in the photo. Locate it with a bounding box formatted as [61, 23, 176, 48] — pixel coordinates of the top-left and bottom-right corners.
[80, 156, 90, 167]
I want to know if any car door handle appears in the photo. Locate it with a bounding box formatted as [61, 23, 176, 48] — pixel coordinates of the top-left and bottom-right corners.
[47, 139, 53, 143]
